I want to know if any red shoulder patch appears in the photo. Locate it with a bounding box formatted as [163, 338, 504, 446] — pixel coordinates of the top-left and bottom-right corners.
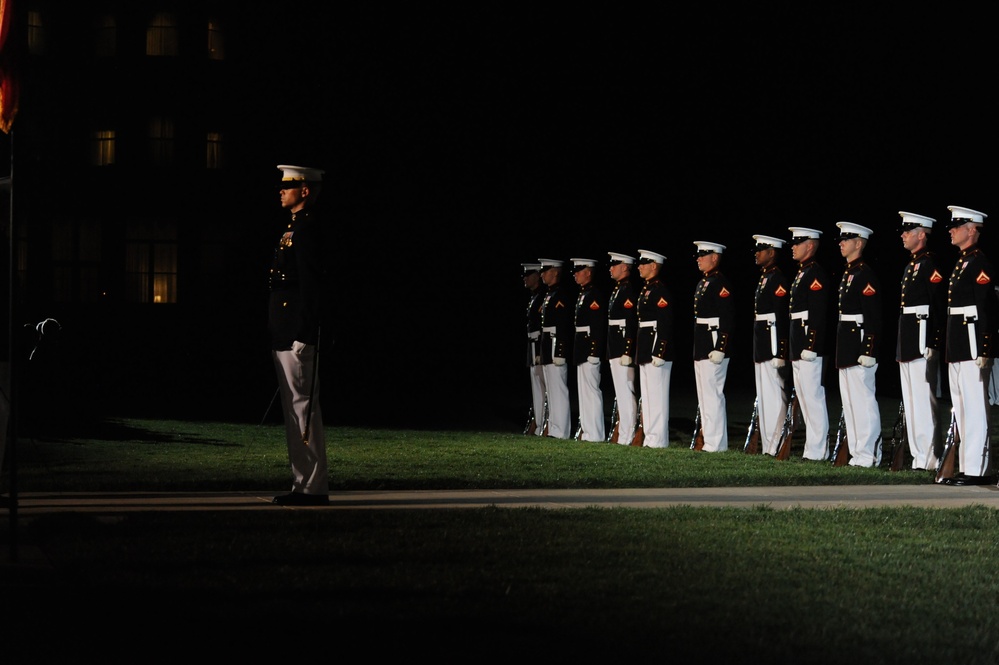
[719, 287, 731, 298]
[657, 297, 668, 308]
[809, 279, 823, 291]
[623, 299, 634, 309]
[775, 285, 787, 297]
[589, 300, 600, 310]
[929, 270, 943, 283]
[977, 271, 991, 285]
[862, 283, 876, 296]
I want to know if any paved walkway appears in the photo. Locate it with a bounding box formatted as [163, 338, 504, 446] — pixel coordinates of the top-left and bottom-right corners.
[6, 484, 999, 515]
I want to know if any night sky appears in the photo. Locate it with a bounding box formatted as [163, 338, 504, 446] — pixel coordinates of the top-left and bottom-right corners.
[254, 7, 999, 429]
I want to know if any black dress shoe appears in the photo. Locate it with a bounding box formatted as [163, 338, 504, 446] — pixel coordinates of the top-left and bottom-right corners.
[943, 475, 996, 486]
[272, 492, 330, 506]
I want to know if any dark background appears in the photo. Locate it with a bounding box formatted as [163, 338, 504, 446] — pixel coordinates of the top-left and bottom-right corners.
[259, 7, 999, 430]
[18, 6, 997, 433]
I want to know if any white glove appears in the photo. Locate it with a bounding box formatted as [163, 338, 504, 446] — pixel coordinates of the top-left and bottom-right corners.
[292, 340, 307, 355]
[534, 355, 542, 365]
[858, 355, 876, 368]
[800, 349, 817, 362]
[975, 356, 988, 368]
[923, 348, 935, 360]
[587, 356, 600, 365]
[651, 357, 666, 367]
[771, 358, 786, 369]
[553, 357, 566, 366]
[708, 350, 725, 364]
[620, 355, 632, 367]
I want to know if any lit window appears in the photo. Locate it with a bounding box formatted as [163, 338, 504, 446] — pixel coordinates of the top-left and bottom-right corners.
[207, 19, 224, 60]
[206, 131, 222, 169]
[92, 130, 115, 166]
[27, 10, 45, 55]
[148, 117, 174, 165]
[146, 12, 178, 56]
[95, 15, 116, 57]
[125, 219, 178, 304]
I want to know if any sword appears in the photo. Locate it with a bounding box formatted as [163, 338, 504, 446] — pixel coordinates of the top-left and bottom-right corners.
[302, 327, 321, 446]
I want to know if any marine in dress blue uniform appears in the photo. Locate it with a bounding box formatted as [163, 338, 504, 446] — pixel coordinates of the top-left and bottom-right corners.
[692, 241, 734, 452]
[896, 212, 946, 471]
[751, 235, 790, 456]
[834, 221, 882, 468]
[539, 258, 575, 439]
[942, 206, 999, 485]
[269, 165, 328, 506]
[788, 227, 831, 461]
[606, 252, 639, 444]
[571, 258, 607, 442]
[522, 262, 548, 436]
[635, 249, 674, 448]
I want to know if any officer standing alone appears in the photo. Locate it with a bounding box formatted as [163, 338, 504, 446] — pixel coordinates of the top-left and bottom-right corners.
[269, 165, 328, 506]
[834, 221, 882, 468]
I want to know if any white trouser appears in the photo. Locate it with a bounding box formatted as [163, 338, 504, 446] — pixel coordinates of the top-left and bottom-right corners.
[576, 362, 605, 442]
[754, 361, 787, 456]
[899, 357, 939, 470]
[272, 348, 328, 495]
[693, 358, 729, 452]
[542, 363, 571, 439]
[792, 357, 829, 460]
[839, 364, 881, 467]
[529, 364, 546, 435]
[639, 360, 672, 448]
[610, 358, 638, 445]
[948, 360, 992, 477]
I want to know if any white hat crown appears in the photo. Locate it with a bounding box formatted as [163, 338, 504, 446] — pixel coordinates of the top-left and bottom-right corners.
[752, 234, 785, 249]
[836, 221, 873, 239]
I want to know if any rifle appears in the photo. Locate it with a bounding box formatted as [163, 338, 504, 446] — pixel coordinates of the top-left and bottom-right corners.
[690, 406, 705, 451]
[774, 388, 799, 461]
[523, 406, 537, 436]
[608, 398, 620, 443]
[830, 408, 849, 467]
[631, 397, 645, 446]
[934, 409, 959, 484]
[886, 401, 908, 472]
[743, 397, 761, 454]
[541, 392, 550, 437]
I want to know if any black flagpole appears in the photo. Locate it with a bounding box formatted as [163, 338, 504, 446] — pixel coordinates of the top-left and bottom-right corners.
[3, 124, 16, 562]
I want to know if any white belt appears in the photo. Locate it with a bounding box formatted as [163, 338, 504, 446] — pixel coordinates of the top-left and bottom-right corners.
[902, 305, 929, 354]
[839, 314, 864, 323]
[639, 321, 657, 328]
[696, 317, 720, 347]
[791, 311, 808, 320]
[542, 326, 556, 333]
[609, 318, 627, 327]
[575, 326, 590, 334]
[528, 331, 540, 340]
[950, 306, 979, 355]
[757, 313, 777, 355]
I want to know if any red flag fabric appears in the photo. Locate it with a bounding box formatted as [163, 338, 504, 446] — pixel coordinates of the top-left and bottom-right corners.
[0, 0, 18, 133]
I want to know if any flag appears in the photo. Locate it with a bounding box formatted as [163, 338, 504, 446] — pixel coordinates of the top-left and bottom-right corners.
[0, 0, 19, 134]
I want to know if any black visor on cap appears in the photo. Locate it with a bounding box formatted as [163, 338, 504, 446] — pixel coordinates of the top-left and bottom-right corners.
[694, 249, 716, 257]
[638, 257, 657, 264]
[572, 264, 592, 272]
[949, 217, 978, 228]
[838, 232, 861, 240]
[608, 259, 623, 266]
[753, 243, 776, 252]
